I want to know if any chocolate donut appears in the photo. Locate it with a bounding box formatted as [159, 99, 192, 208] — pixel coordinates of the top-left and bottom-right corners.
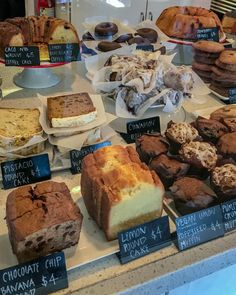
[128, 36, 151, 45]
[82, 31, 95, 41]
[114, 33, 133, 43]
[95, 22, 118, 37]
[97, 41, 121, 52]
[135, 28, 158, 43]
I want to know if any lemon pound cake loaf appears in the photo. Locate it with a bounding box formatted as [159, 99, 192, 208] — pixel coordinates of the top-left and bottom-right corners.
[81, 145, 164, 241]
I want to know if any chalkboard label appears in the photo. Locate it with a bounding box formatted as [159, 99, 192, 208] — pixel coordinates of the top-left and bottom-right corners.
[228, 88, 236, 104]
[118, 216, 171, 264]
[196, 27, 219, 42]
[48, 43, 81, 63]
[120, 116, 160, 144]
[4, 46, 40, 66]
[221, 199, 236, 233]
[0, 252, 68, 295]
[176, 205, 224, 251]
[70, 141, 112, 174]
[1, 154, 51, 190]
[136, 44, 154, 52]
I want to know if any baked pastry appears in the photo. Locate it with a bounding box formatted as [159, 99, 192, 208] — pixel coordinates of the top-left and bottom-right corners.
[97, 41, 121, 52]
[193, 40, 225, 54]
[95, 22, 118, 37]
[6, 181, 83, 263]
[194, 116, 228, 143]
[0, 108, 43, 149]
[47, 93, 97, 128]
[179, 141, 218, 178]
[114, 33, 133, 43]
[81, 145, 164, 241]
[135, 133, 169, 164]
[211, 164, 236, 202]
[221, 118, 236, 132]
[210, 105, 236, 121]
[156, 6, 224, 40]
[128, 36, 151, 45]
[222, 10, 236, 34]
[165, 121, 200, 153]
[217, 132, 236, 161]
[170, 177, 217, 215]
[149, 154, 190, 188]
[135, 28, 158, 43]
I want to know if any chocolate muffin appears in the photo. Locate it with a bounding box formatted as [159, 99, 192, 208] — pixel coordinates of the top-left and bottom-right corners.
[211, 164, 236, 202]
[136, 133, 169, 164]
[179, 141, 218, 178]
[217, 132, 236, 161]
[170, 177, 218, 215]
[165, 121, 200, 153]
[149, 154, 190, 188]
[194, 116, 228, 143]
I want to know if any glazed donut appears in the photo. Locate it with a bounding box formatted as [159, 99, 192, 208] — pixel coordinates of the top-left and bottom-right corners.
[135, 28, 158, 43]
[128, 36, 151, 45]
[114, 33, 133, 43]
[97, 41, 121, 52]
[95, 22, 118, 37]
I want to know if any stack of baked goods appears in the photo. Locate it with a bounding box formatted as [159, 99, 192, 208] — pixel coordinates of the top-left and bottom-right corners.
[135, 104, 236, 215]
[156, 6, 224, 41]
[0, 15, 79, 60]
[210, 49, 236, 97]
[6, 181, 83, 263]
[0, 107, 47, 163]
[192, 40, 225, 83]
[81, 145, 164, 240]
[222, 10, 236, 34]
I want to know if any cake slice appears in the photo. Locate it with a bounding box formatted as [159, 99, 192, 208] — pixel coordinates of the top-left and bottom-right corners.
[0, 108, 43, 149]
[81, 145, 164, 240]
[6, 181, 83, 263]
[6, 17, 31, 44]
[47, 93, 97, 128]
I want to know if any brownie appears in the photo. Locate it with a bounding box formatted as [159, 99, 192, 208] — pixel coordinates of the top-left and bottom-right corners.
[194, 116, 228, 143]
[135, 133, 169, 164]
[170, 177, 217, 215]
[217, 132, 236, 161]
[165, 121, 200, 154]
[179, 141, 218, 178]
[211, 164, 236, 202]
[149, 154, 190, 188]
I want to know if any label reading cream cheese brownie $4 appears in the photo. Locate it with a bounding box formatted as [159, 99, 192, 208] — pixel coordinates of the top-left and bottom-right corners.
[0, 252, 68, 295]
[1, 154, 51, 190]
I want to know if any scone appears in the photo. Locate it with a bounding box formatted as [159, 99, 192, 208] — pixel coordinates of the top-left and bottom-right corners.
[47, 93, 97, 128]
[217, 132, 236, 161]
[210, 105, 236, 121]
[6, 181, 83, 263]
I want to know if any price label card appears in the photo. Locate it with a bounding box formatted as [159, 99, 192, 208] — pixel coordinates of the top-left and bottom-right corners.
[118, 216, 171, 264]
[1, 154, 51, 190]
[136, 44, 154, 52]
[48, 43, 81, 63]
[228, 88, 236, 104]
[0, 252, 68, 295]
[4, 46, 40, 66]
[70, 141, 112, 174]
[120, 116, 160, 144]
[196, 27, 219, 42]
[176, 205, 224, 251]
[221, 199, 236, 233]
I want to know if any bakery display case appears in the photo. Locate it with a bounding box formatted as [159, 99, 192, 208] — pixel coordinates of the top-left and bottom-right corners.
[0, 1, 236, 294]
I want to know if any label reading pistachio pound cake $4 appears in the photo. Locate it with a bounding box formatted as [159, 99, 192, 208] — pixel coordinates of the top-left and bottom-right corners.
[1, 154, 51, 190]
[0, 252, 68, 295]
[118, 216, 171, 264]
[48, 43, 81, 63]
[196, 27, 219, 42]
[4, 46, 40, 66]
[176, 205, 224, 251]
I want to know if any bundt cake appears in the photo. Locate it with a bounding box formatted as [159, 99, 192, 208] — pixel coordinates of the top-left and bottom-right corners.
[156, 6, 224, 41]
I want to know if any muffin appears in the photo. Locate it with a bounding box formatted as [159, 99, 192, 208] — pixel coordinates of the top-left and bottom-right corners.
[194, 116, 228, 143]
[170, 177, 217, 215]
[179, 141, 218, 178]
[165, 121, 200, 153]
[135, 133, 169, 164]
[211, 164, 236, 202]
[217, 132, 236, 161]
[149, 154, 190, 188]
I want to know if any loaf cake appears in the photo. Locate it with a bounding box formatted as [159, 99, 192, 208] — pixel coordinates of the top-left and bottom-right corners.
[156, 6, 224, 41]
[47, 93, 97, 128]
[6, 181, 83, 263]
[0, 16, 79, 60]
[81, 145, 164, 240]
[0, 108, 43, 149]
